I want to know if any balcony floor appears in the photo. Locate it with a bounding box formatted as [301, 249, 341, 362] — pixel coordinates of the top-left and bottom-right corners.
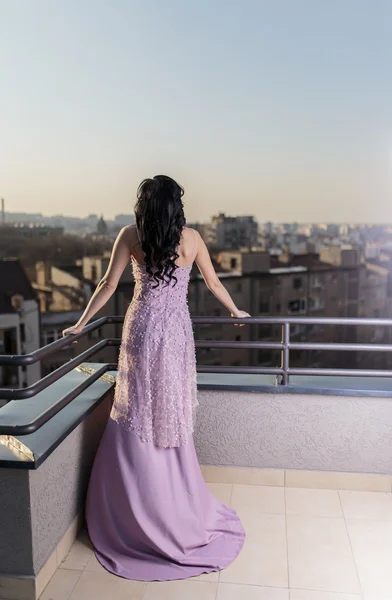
[39, 474, 392, 600]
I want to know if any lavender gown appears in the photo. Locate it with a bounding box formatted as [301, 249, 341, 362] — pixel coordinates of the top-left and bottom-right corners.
[86, 231, 246, 581]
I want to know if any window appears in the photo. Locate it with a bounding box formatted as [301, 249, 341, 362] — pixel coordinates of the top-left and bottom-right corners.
[230, 257, 237, 269]
[309, 297, 325, 312]
[44, 329, 60, 344]
[20, 323, 26, 343]
[288, 299, 306, 313]
[91, 265, 98, 281]
[291, 325, 306, 337]
[89, 329, 103, 340]
[293, 278, 303, 290]
[311, 274, 325, 288]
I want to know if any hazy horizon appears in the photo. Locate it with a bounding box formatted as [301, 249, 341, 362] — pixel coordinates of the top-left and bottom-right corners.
[1, 1, 391, 223]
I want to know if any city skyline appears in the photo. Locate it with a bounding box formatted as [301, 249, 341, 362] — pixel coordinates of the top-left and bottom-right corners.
[1, 1, 392, 222]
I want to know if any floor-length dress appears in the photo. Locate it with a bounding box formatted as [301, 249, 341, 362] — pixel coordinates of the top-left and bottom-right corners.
[85, 232, 246, 581]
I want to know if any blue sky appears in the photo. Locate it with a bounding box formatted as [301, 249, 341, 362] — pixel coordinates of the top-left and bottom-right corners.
[1, 0, 391, 222]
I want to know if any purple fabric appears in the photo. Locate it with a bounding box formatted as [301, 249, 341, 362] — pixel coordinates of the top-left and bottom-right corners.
[86, 418, 246, 581]
[85, 247, 245, 580]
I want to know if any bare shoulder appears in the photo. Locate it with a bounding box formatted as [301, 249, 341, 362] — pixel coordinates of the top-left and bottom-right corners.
[121, 224, 138, 243]
[184, 226, 202, 240]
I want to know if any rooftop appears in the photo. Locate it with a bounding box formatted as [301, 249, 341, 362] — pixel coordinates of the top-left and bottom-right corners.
[0, 257, 37, 312]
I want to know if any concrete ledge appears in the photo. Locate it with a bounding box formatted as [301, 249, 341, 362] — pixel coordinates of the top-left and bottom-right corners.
[194, 388, 392, 475]
[0, 391, 112, 594]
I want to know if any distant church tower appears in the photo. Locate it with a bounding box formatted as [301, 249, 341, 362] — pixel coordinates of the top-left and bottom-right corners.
[97, 215, 108, 235]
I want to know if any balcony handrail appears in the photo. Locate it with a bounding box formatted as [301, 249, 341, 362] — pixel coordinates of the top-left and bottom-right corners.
[1, 315, 392, 435]
[0, 316, 124, 366]
[2, 315, 392, 367]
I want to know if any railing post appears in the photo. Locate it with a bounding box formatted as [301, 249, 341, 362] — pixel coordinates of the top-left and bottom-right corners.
[280, 322, 290, 385]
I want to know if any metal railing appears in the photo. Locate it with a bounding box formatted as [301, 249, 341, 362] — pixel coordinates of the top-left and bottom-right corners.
[1, 315, 392, 435]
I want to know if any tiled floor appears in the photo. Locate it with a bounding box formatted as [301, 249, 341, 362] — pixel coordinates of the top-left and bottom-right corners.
[39, 479, 392, 600]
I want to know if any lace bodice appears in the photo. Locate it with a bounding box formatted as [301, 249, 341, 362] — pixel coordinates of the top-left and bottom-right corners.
[110, 247, 198, 448]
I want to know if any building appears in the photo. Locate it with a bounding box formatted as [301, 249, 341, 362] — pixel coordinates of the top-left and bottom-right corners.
[208, 213, 259, 250]
[188, 247, 366, 371]
[0, 258, 40, 390]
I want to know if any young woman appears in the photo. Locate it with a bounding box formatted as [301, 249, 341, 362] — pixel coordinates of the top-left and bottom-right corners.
[63, 175, 250, 581]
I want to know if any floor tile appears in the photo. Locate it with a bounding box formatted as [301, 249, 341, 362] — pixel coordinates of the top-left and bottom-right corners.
[231, 485, 285, 515]
[39, 568, 82, 600]
[201, 465, 285, 487]
[220, 513, 288, 587]
[217, 582, 289, 599]
[290, 591, 362, 600]
[346, 518, 392, 596]
[59, 536, 93, 571]
[285, 488, 343, 518]
[69, 570, 146, 600]
[287, 515, 360, 594]
[143, 579, 217, 599]
[206, 482, 233, 505]
[285, 470, 392, 492]
[339, 491, 392, 520]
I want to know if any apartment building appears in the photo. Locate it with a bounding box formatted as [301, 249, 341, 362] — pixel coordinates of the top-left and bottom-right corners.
[0, 258, 40, 391]
[190, 248, 366, 371]
[207, 213, 259, 250]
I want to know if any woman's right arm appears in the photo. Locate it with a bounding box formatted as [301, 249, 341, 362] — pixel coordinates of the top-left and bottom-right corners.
[194, 231, 251, 324]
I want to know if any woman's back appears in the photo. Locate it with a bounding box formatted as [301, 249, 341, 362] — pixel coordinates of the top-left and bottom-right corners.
[131, 224, 198, 269]
[129, 225, 198, 307]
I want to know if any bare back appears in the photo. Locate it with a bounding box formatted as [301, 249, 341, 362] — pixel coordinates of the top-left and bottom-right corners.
[130, 225, 198, 268]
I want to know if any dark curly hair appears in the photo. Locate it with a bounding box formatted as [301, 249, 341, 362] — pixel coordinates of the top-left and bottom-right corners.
[134, 175, 186, 287]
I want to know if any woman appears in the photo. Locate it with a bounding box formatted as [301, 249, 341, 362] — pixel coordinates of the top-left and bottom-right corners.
[63, 175, 249, 581]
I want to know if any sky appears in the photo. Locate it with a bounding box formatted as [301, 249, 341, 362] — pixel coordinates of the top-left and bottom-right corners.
[0, 0, 392, 223]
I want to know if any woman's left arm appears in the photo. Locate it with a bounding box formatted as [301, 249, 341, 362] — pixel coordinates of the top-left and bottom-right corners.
[62, 227, 132, 337]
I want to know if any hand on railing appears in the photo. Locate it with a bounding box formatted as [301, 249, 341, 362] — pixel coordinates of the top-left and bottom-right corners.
[62, 324, 84, 344]
[230, 310, 251, 327]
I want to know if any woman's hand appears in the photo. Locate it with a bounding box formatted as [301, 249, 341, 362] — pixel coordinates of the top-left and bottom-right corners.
[62, 324, 84, 343]
[230, 310, 251, 327]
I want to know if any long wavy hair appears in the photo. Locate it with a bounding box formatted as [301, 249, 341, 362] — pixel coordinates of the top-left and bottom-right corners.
[134, 175, 186, 287]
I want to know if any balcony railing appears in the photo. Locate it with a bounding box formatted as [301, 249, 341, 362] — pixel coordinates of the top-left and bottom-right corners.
[1, 315, 392, 435]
